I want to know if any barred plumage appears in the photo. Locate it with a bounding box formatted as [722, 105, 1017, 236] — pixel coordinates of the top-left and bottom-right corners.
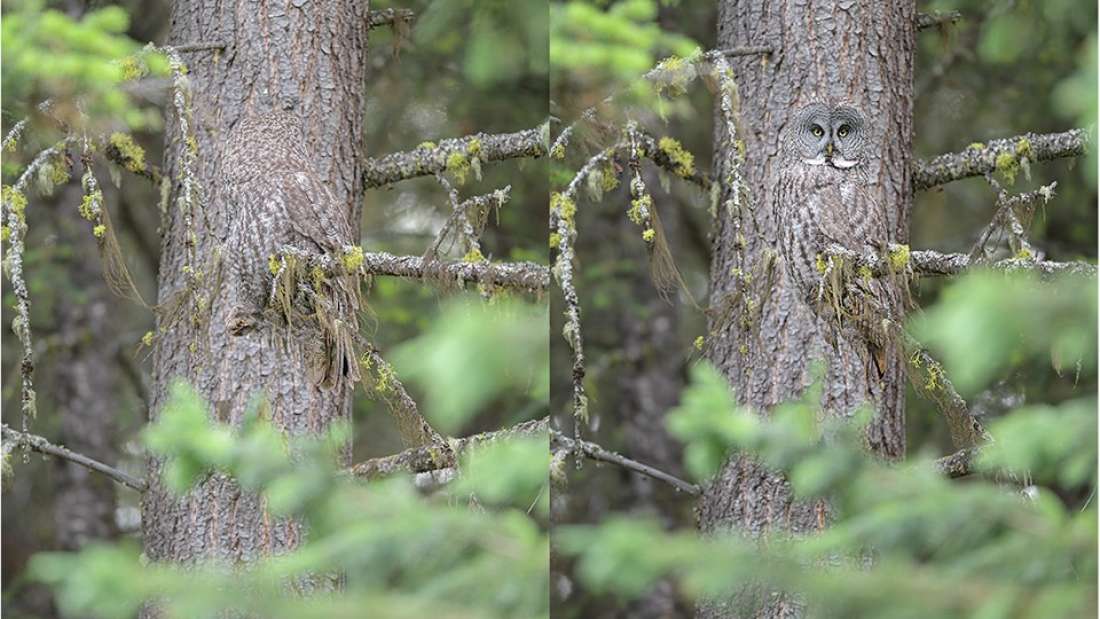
[221, 109, 361, 389]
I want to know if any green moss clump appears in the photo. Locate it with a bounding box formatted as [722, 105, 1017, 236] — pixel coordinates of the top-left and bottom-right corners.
[417, 141, 437, 150]
[551, 193, 577, 227]
[550, 143, 565, 160]
[119, 55, 146, 81]
[658, 136, 695, 178]
[1, 226, 9, 242]
[549, 232, 561, 249]
[3, 186, 27, 222]
[995, 152, 1019, 185]
[815, 253, 827, 273]
[463, 247, 486, 263]
[342, 246, 365, 271]
[1015, 137, 1032, 159]
[92, 224, 106, 238]
[46, 158, 70, 186]
[466, 138, 482, 157]
[888, 244, 911, 271]
[924, 362, 943, 392]
[858, 265, 873, 282]
[109, 132, 146, 174]
[141, 331, 155, 347]
[642, 228, 655, 242]
[693, 336, 705, 350]
[1015, 247, 1032, 259]
[628, 194, 652, 225]
[967, 142, 985, 151]
[446, 152, 470, 185]
[79, 191, 102, 221]
[268, 255, 281, 275]
[600, 162, 620, 192]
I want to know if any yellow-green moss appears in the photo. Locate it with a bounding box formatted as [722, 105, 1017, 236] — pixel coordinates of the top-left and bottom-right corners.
[463, 247, 486, 263]
[109, 132, 146, 174]
[858, 265, 873, 282]
[310, 265, 326, 289]
[92, 224, 106, 238]
[642, 228, 655, 242]
[342, 246, 365, 271]
[78, 192, 101, 221]
[549, 232, 561, 248]
[3, 186, 27, 221]
[141, 331, 155, 347]
[466, 138, 482, 157]
[1015, 137, 1032, 159]
[693, 336, 705, 350]
[628, 194, 652, 225]
[995, 152, 1019, 185]
[967, 142, 985, 151]
[815, 253, 827, 273]
[658, 136, 695, 178]
[738, 344, 748, 355]
[446, 152, 470, 185]
[600, 163, 620, 192]
[46, 158, 70, 186]
[0, 226, 8, 242]
[888, 244, 911, 271]
[268, 254, 281, 275]
[417, 141, 437, 150]
[119, 55, 146, 81]
[551, 192, 577, 227]
[550, 143, 566, 160]
[734, 139, 746, 159]
[924, 362, 943, 392]
[1015, 247, 1032, 259]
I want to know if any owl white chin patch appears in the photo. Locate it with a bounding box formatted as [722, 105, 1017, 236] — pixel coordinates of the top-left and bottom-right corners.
[831, 157, 860, 169]
[801, 156, 827, 166]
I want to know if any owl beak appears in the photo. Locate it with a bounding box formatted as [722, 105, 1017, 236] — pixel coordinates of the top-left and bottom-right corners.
[825, 142, 833, 157]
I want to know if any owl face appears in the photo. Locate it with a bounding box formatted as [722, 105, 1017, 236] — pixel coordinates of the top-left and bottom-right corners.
[788, 104, 866, 170]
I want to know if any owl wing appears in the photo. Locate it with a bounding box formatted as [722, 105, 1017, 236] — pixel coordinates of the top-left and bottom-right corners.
[272, 169, 356, 253]
[812, 181, 889, 254]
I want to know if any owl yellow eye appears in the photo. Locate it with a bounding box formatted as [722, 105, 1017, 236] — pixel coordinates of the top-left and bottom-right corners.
[811, 126, 824, 137]
[838, 125, 850, 137]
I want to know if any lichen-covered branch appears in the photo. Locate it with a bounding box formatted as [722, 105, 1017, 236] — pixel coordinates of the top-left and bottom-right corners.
[363, 125, 548, 189]
[633, 130, 712, 190]
[361, 348, 449, 451]
[2, 100, 53, 152]
[348, 417, 548, 480]
[913, 129, 1088, 191]
[916, 10, 962, 30]
[550, 428, 700, 495]
[2, 141, 73, 433]
[367, 8, 415, 29]
[823, 244, 1097, 279]
[2, 424, 147, 492]
[364, 250, 549, 293]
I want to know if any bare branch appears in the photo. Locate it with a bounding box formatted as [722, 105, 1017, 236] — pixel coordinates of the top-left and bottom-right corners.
[2, 424, 146, 492]
[367, 8, 415, 29]
[348, 417, 548, 480]
[361, 348, 449, 451]
[363, 250, 549, 293]
[550, 428, 700, 496]
[917, 10, 962, 31]
[363, 125, 548, 189]
[913, 129, 1088, 191]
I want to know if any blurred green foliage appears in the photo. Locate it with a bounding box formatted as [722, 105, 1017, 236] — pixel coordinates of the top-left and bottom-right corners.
[30, 300, 550, 619]
[1, 0, 165, 135]
[559, 271, 1096, 619]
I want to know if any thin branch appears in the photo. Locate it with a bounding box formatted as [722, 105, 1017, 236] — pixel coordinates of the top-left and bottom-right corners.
[550, 428, 700, 495]
[426, 187, 511, 259]
[363, 251, 549, 293]
[348, 417, 548, 480]
[634, 130, 712, 190]
[363, 125, 548, 189]
[367, 8, 415, 29]
[101, 136, 164, 184]
[822, 244, 1097, 279]
[361, 348, 448, 451]
[913, 129, 1088, 191]
[2, 424, 147, 492]
[917, 10, 962, 31]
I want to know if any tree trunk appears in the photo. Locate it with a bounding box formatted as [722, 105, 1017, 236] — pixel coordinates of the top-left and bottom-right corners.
[141, 0, 368, 597]
[699, 2, 914, 616]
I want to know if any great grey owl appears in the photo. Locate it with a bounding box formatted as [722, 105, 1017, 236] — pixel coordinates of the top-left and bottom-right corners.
[775, 103, 900, 375]
[221, 109, 361, 389]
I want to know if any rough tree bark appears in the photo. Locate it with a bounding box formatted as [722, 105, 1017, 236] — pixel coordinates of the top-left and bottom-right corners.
[142, 0, 368, 602]
[700, 2, 914, 617]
